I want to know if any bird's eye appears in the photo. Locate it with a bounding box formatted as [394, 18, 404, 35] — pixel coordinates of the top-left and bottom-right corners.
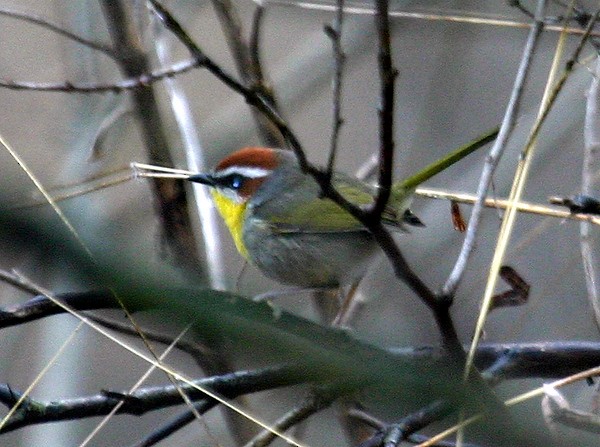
[225, 174, 244, 190]
[231, 175, 243, 189]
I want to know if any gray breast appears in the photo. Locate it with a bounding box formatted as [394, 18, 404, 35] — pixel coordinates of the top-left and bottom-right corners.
[243, 218, 378, 287]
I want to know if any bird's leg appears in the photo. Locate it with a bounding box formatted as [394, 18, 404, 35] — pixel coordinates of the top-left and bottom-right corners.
[312, 289, 341, 323]
[331, 279, 363, 327]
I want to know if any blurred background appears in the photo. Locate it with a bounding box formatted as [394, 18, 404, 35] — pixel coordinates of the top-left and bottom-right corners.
[0, 0, 598, 445]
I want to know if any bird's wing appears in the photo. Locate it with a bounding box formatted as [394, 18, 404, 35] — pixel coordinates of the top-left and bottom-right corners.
[260, 178, 406, 234]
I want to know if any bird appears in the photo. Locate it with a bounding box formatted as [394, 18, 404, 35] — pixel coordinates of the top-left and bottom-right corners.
[188, 147, 423, 289]
[186, 129, 497, 289]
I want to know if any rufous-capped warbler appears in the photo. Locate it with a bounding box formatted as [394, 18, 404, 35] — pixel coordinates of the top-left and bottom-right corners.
[189, 147, 421, 288]
[187, 130, 497, 288]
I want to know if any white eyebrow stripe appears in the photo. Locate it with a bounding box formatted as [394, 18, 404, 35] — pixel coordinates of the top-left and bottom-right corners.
[216, 166, 271, 178]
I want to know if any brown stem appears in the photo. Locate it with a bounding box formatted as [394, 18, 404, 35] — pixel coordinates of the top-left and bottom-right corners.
[370, 0, 396, 220]
[210, 0, 284, 147]
[99, 1, 204, 278]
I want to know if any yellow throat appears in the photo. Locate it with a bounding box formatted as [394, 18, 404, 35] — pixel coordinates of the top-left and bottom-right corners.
[211, 190, 249, 258]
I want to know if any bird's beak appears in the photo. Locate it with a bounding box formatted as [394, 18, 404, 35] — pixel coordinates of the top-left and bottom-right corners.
[187, 173, 215, 186]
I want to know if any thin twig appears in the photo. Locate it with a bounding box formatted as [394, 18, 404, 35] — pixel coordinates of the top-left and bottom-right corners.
[102, 1, 205, 278]
[526, 7, 600, 146]
[152, 13, 227, 291]
[14, 172, 133, 209]
[347, 409, 385, 436]
[0, 365, 302, 434]
[260, 0, 600, 36]
[249, 4, 265, 80]
[148, 0, 298, 150]
[359, 0, 454, 355]
[325, 0, 346, 177]
[514, 0, 594, 26]
[210, 0, 253, 85]
[442, 3, 546, 297]
[87, 314, 215, 367]
[0, 7, 114, 57]
[510, 0, 536, 19]
[244, 386, 342, 447]
[382, 401, 452, 447]
[210, 0, 283, 146]
[80, 325, 195, 446]
[129, 400, 216, 447]
[542, 385, 600, 434]
[90, 98, 131, 159]
[0, 58, 198, 93]
[464, 2, 598, 381]
[350, 405, 484, 447]
[422, 362, 600, 446]
[415, 187, 600, 225]
[370, 0, 397, 220]
[408, 434, 484, 447]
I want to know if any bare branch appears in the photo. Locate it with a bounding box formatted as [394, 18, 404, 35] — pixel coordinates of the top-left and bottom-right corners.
[100, 1, 205, 277]
[243, 386, 342, 447]
[148, 0, 302, 152]
[0, 7, 114, 57]
[325, 0, 346, 177]
[525, 8, 600, 147]
[152, 19, 228, 291]
[130, 400, 217, 447]
[542, 385, 600, 434]
[417, 187, 600, 225]
[370, 0, 397, 220]
[0, 59, 198, 93]
[249, 4, 265, 80]
[351, 404, 495, 447]
[4, 283, 600, 381]
[88, 314, 215, 368]
[0, 366, 302, 434]
[381, 400, 452, 447]
[211, 0, 284, 146]
[0, 290, 120, 328]
[0, 266, 599, 442]
[442, 3, 546, 297]
[262, 0, 600, 36]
